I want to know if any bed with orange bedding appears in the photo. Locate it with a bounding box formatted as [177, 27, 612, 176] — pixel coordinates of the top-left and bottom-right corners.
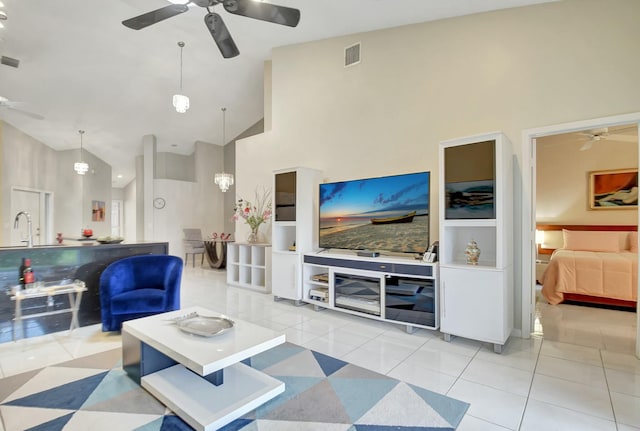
[540, 228, 638, 307]
[541, 249, 637, 305]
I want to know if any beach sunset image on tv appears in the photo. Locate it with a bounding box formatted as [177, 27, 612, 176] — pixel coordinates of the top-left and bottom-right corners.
[319, 172, 430, 253]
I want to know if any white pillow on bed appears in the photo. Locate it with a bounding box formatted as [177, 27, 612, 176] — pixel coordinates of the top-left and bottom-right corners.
[562, 229, 621, 252]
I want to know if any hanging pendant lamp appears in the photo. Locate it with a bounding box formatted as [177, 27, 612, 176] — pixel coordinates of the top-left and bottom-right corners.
[214, 107, 234, 192]
[74, 130, 89, 175]
[172, 41, 190, 113]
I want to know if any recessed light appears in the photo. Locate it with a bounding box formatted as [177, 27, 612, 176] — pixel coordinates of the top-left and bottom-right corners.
[117, 174, 123, 179]
[0, 22, 4, 29]
[0, 2, 5, 8]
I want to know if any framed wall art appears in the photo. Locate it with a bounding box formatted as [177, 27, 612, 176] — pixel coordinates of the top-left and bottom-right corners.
[92, 200, 106, 221]
[589, 168, 638, 210]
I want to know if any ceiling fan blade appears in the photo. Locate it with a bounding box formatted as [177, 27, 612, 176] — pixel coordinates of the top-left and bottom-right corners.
[122, 4, 189, 30]
[204, 13, 240, 59]
[579, 141, 593, 151]
[223, 0, 300, 27]
[3, 106, 44, 120]
[607, 134, 637, 143]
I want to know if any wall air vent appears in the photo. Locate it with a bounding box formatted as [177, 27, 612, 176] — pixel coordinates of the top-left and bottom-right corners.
[1, 56, 20, 68]
[344, 42, 361, 68]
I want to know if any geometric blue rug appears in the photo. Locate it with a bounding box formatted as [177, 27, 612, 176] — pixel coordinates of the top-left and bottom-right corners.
[0, 343, 469, 430]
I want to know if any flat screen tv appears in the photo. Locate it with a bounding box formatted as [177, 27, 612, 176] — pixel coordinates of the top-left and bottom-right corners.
[319, 171, 430, 254]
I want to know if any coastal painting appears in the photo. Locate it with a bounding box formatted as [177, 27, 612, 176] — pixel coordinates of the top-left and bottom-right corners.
[589, 168, 638, 210]
[445, 180, 495, 219]
[319, 172, 430, 253]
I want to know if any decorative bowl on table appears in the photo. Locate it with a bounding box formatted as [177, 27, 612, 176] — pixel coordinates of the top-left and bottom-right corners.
[96, 236, 124, 244]
[169, 312, 234, 337]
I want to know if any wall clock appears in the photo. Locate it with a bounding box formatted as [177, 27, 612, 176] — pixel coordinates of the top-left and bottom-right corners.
[153, 197, 166, 209]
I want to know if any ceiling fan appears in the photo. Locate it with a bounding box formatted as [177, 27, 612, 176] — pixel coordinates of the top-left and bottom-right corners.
[0, 96, 44, 120]
[578, 126, 637, 151]
[122, 0, 301, 59]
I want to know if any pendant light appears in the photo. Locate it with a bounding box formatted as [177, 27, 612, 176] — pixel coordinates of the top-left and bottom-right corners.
[214, 107, 234, 192]
[172, 41, 189, 113]
[73, 130, 89, 175]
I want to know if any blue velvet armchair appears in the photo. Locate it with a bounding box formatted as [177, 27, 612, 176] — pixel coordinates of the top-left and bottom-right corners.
[99, 254, 183, 332]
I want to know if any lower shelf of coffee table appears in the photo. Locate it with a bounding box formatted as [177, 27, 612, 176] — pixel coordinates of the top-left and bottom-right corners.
[142, 362, 285, 431]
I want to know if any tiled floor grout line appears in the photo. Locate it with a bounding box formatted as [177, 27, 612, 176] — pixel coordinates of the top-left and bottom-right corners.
[600, 347, 621, 431]
[515, 337, 545, 431]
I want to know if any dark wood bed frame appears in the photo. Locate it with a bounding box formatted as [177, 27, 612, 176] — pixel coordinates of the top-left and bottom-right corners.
[536, 224, 638, 309]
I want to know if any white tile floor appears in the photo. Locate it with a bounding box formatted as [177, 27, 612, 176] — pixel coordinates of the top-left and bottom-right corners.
[1, 267, 639, 431]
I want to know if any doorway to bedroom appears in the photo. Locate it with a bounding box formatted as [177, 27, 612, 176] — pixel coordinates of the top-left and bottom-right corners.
[522, 112, 640, 358]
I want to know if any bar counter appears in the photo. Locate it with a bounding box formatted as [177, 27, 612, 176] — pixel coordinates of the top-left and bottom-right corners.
[0, 241, 169, 343]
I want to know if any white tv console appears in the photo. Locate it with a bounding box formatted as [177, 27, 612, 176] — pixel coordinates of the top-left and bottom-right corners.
[302, 251, 439, 332]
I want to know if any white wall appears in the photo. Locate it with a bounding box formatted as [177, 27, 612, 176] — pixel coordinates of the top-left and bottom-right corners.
[124, 179, 137, 243]
[537, 133, 638, 225]
[235, 0, 640, 332]
[151, 141, 224, 260]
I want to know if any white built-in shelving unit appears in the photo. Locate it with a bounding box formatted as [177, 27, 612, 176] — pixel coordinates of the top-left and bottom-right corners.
[271, 167, 322, 303]
[438, 132, 513, 353]
[226, 243, 272, 293]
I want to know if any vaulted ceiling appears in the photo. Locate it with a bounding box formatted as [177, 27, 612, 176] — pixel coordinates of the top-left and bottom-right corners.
[0, 0, 554, 187]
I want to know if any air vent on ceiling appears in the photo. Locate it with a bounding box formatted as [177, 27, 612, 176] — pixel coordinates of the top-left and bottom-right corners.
[344, 42, 361, 68]
[1, 56, 20, 68]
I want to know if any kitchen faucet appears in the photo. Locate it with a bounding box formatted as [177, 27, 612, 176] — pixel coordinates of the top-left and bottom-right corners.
[14, 211, 33, 248]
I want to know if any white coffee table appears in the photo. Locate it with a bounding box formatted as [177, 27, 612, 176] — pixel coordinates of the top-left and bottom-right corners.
[122, 306, 285, 431]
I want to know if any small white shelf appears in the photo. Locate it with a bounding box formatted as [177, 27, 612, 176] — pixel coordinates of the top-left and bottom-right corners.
[226, 243, 272, 293]
[142, 363, 284, 431]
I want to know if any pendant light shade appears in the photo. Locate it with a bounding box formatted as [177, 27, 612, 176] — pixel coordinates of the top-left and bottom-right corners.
[173, 41, 189, 113]
[172, 94, 189, 113]
[215, 107, 234, 192]
[74, 130, 89, 175]
[215, 172, 234, 192]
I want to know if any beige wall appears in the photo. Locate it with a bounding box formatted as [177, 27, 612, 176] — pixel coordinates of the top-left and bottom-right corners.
[537, 133, 638, 225]
[235, 0, 640, 330]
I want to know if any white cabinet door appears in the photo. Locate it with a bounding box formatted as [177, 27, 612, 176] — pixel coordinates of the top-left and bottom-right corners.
[271, 252, 301, 300]
[440, 266, 507, 344]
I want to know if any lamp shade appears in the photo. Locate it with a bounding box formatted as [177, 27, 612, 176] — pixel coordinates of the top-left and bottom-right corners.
[535, 229, 545, 246]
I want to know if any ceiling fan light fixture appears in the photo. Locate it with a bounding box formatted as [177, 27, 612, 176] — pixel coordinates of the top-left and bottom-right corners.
[173, 41, 189, 113]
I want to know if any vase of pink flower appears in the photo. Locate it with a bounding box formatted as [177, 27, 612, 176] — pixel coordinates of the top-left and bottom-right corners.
[232, 188, 272, 243]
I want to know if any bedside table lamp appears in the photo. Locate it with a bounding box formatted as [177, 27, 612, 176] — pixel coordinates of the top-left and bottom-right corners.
[535, 229, 545, 261]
